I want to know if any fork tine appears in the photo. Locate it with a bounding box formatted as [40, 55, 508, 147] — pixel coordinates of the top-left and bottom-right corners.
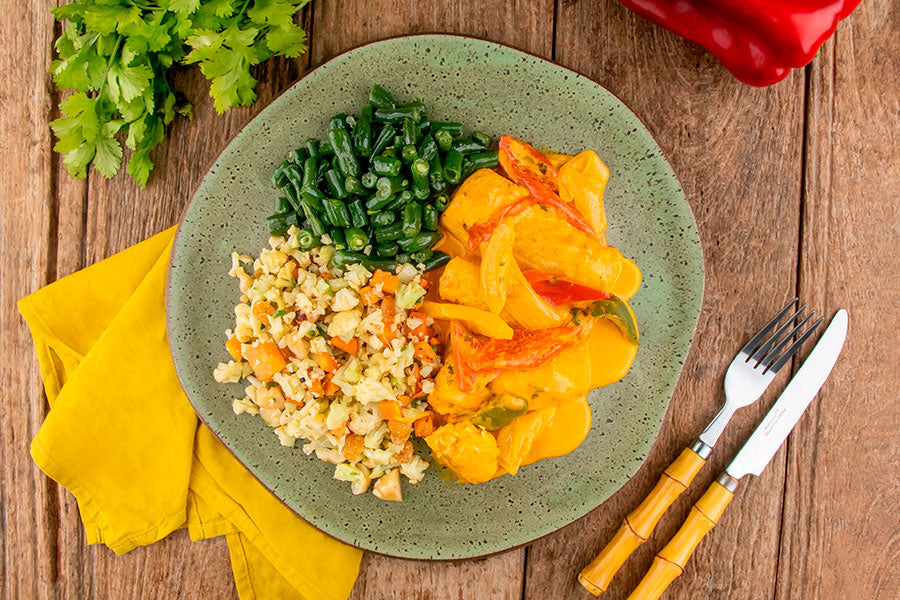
[763, 315, 825, 374]
[759, 310, 817, 368]
[740, 298, 799, 357]
[749, 303, 808, 363]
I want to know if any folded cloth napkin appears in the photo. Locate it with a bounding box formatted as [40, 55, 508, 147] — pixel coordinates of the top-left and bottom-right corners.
[18, 227, 362, 600]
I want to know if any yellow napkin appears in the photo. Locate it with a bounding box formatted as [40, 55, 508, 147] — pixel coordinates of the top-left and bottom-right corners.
[19, 227, 362, 600]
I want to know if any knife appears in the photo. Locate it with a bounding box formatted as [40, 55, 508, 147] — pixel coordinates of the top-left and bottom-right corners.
[627, 309, 849, 600]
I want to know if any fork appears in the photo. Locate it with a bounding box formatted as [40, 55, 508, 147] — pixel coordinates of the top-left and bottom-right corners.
[578, 298, 822, 595]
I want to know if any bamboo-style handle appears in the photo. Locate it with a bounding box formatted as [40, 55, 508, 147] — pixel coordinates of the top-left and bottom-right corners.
[626, 480, 735, 600]
[578, 447, 707, 595]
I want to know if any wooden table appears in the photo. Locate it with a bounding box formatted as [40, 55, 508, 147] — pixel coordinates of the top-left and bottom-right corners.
[3, 1, 898, 598]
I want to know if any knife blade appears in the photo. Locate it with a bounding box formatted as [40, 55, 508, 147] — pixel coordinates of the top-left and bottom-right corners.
[725, 309, 848, 481]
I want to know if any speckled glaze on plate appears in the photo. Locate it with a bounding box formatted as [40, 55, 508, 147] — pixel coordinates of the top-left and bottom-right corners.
[166, 34, 703, 560]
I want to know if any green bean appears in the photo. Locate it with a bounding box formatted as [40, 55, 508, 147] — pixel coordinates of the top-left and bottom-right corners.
[463, 150, 500, 175]
[371, 211, 395, 228]
[300, 187, 325, 209]
[371, 124, 396, 157]
[344, 175, 362, 195]
[374, 222, 404, 243]
[331, 250, 397, 272]
[325, 169, 347, 198]
[381, 145, 398, 159]
[322, 198, 352, 228]
[328, 128, 360, 178]
[420, 250, 451, 271]
[299, 197, 327, 236]
[373, 105, 421, 124]
[417, 134, 438, 162]
[347, 197, 368, 228]
[443, 149, 464, 184]
[398, 231, 442, 253]
[383, 190, 414, 212]
[451, 138, 486, 155]
[329, 113, 347, 131]
[472, 131, 492, 148]
[301, 156, 318, 190]
[352, 117, 372, 157]
[318, 138, 335, 156]
[361, 105, 374, 121]
[372, 155, 402, 177]
[434, 128, 453, 152]
[402, 202, 422, 237]
[431, 121, 463, 137]
[434, 193, 451, 212]
[290, 147, 309, 165]
[401, 118, 418, 146]
[430, 171, 447, 192]
[375, 242, 399, 257]
[410, 158, 430, 190]
[369, 84, 396, 109]
[401, 144, 418, 164]
[274, 195, 292, 213]
[297, 229, 317, 250]
[412, 184, 430, 200]
[365, 194, 395, 213]
[345, 227, 369, 250]
[330, 154, 341, 173]
[376, 175, 407, 200]
[272, 160, 292, 188]
[395, 253, 411, 264]
[361, 171, 378, 189]
[329, 227, 347, 249]
[423, 203, 438, 231]
[281, 163, 305, 202]
[305, 139, 320, 158]
[410, 249, 433, 264]
[266, 211, 299, 236]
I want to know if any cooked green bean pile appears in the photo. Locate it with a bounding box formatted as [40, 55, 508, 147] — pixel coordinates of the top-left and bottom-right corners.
[266, 84, 500, 272]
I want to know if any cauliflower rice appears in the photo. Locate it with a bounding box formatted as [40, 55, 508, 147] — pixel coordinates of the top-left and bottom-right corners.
[213, 227, 443, 500]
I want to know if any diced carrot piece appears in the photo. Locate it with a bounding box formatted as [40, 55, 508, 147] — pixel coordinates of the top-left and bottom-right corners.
[414, 341, 437, 362]
[418, 278, 431, 291]
[330, 336, 359, 354]
[412, 388, 428, 399]
[359, 285, 380, 306]
[324, 375, 340, 395]
[342, 434, 365, 462]
[285, 396, 305, 407]
[371, 269, 399, 294]
[225, 336, 242, 361]
[378, 400, 403, 421]
[309, 378, 324, 398]
[316, 352, 339, 372]
[320, 271, 334, 280]
[289, 260, 300, 280]
[395, 441, 413, 464]
[243, 342, 287, 382]
[429, 336, 442, 347]
[397, 394, 411, 406]
[414, 412, 435, 437]
[388, 420, 412, 445]
[252, 300, 275, 322]
[328, 425, 347, 437]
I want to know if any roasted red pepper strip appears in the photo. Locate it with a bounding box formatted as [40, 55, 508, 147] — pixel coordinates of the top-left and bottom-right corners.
[498, 135, 594, 235]
[467, 325, 584, 372]
[467, 198, 535, 251]
[619, 0, 862, 86]
[523, 271, 612, 306]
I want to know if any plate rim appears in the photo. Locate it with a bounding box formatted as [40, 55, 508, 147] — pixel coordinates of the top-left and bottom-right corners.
[165, 32, 705, 560]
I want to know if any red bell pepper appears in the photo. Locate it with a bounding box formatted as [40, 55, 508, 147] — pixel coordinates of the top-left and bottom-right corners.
[467, 198, 535, 250]
[467, 325, 584, 372]
[619, 0, 862, 86]
[497, 135, 595, 236]
[523, 271, 612, 306]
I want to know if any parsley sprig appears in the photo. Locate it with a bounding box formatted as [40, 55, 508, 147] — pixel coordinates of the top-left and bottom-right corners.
[50, 0, 311, 186]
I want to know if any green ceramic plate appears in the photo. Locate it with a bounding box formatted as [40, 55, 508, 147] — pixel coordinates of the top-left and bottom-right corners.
[167, 34, 703, 560]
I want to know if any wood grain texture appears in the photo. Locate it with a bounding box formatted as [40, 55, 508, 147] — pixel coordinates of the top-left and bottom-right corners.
[1, 2, 59, 599]
[776, 1, 900, 598]
[525, 1, 806, 598]
[308, 2, 556, 599]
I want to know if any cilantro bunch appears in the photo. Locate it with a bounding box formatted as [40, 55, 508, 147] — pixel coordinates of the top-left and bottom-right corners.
[50, 0, 311, 186]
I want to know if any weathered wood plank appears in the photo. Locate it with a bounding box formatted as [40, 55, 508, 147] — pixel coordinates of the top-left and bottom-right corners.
[526, 1, 806, 598]
[307, 1, 553, 599]
[0, 2, 60, 599]
[776, 2, 900, 598]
